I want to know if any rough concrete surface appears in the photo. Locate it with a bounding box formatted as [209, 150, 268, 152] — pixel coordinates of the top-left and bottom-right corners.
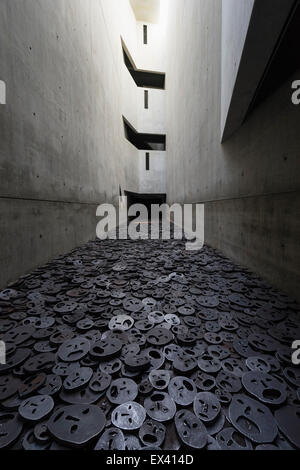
[164, 0, 300, 300]
[0, 0, 139, 287]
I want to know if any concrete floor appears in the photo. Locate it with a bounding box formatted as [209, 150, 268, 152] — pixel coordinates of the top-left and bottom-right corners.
[0, 228, 299, 450]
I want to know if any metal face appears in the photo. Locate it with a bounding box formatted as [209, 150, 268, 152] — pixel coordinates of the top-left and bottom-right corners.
[175, 410, 207, 449]
[19, 395, 54, 422]
[48, 404, 106, 447]
[168, 376, 197, 406]
[0, 412, 23, 449]
[107, 378, 138, 404]
[58, 338, 90, 363]
[216, 427, 253, 450]
[193, 392, 221, 423]
[144, 392, 176, 422]
[111, 402, 146, 430]
[242, 371, 287, 405]
[94, 428, 125, 450]
[149, 370, 171, 390]
[229, 395, 278, 443]
[139, 419, 166, 448]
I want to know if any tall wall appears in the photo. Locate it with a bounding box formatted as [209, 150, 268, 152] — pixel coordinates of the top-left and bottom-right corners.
[165, 0, 300, 300]
[0, 0, 140, 287]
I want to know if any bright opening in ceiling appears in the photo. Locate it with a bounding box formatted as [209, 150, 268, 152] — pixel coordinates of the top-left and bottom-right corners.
[130, 0, 161, 24]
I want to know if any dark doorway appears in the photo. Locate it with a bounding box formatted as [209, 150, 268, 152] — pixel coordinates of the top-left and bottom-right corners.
[125, 191, 167, 220]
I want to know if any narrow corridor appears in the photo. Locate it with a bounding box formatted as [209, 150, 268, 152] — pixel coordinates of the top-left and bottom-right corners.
[0, 0, 300, 455]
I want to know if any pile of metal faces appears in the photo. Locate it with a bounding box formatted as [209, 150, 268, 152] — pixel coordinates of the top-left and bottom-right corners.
[0, 235, 299, 450]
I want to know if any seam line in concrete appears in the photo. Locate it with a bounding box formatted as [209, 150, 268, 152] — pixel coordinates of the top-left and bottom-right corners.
[1, 190, 299, 207]
[0, 195, 99, 206]
[186, 189, 300, 206]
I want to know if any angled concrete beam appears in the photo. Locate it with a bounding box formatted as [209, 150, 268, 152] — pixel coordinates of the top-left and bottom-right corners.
[221, 0, 296, 142]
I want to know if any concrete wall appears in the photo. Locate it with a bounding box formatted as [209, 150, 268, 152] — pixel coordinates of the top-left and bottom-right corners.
[0, 0, 140, 287]
[138, 151, 166, 194]
[164, 0, 300, 300]
[221, 0, 296, 141]
[205, 193, 300, 300]
[136, 22, 166, 72]
[221, 0, 255, 136]
[137, 88, 165, 134]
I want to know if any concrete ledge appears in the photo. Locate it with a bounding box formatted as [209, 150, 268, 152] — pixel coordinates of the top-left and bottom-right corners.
[205, 191, 300, 301]
[221, 0, 295, 142]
